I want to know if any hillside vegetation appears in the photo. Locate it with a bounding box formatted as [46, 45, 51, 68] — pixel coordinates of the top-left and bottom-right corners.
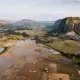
[58, 17, 80, 35]
[48, 17, 80, 37]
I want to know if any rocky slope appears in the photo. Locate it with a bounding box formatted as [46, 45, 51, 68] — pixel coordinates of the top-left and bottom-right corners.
[51, 17, 80, 36]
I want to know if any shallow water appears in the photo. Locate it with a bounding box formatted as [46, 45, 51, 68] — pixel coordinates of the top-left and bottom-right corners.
[0, 39, 61, 78]
[0, 48, 4, 53]
[0, 39, 79, 80]
[0, 57, 15, 76]
[0, 40, 42, 75]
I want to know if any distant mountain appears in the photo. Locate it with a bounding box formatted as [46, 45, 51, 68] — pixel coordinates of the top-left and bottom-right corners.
[50, 17, 80, 36]
[16, 19, 36, 24]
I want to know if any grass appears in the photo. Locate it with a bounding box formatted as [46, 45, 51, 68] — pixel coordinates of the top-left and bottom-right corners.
[15, 30, 46, 36]
[49, 39, 80, 54]
[10, 35, 26, 40]
[35, 49, 42, 52]
[44, 46, 52, 49]
[37, 37, 80, 54]
[48, 54, 64, 59]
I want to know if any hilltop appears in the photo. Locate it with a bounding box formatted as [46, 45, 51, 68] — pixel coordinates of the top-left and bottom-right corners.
[58, 17, 80, 36]
[16, 19, 36, 24]
[47, 17, 80, 39]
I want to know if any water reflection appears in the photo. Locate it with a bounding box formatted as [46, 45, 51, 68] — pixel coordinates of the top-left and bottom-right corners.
[0, 39, 61, 76]
[0, 48, 4, 53]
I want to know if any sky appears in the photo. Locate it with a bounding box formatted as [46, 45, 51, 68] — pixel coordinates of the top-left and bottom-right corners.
[0, 0, 80, 21]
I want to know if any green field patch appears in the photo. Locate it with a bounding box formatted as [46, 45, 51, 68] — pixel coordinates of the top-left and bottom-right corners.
[38, 37, 80, 54]
[10, 35, 27, 40]
[48, 54, 63, 59]
[35, 49, 42, 53]
[15, 30, 46, 36]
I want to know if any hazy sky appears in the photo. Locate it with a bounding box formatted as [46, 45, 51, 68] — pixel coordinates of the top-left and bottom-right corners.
[0, 0, 80, 21]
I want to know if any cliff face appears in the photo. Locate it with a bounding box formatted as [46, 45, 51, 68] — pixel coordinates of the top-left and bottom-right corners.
[56, 17, 80, 36]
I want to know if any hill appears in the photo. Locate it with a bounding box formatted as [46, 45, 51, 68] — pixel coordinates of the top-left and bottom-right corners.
[16, 19, 36, 24]
[58, 17, 80, 36]
[48, 17, 80, 37]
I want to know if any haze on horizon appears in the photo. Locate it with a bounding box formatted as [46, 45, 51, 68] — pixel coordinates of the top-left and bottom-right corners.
[0, 0, 80, 21]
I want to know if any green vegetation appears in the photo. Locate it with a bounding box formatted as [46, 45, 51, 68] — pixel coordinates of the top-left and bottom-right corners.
[44, 46, 52, 49]
[35, 49, 42, 53]
[10, 35, 27, 40]
[37, 37, 80, 54]
[46, 17, 80, 41]
[36, 36, 80, 65]
[0, 47, 10, 55]
[49, 40, 80, 54]
[48, 54, 64, 59]
[15, 30, 46, 36]
[54, 17, 80, 35]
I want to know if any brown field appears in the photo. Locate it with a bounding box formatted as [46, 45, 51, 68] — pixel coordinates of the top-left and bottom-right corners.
[48, 73, 70, 80]
[0, 41, 5, 48]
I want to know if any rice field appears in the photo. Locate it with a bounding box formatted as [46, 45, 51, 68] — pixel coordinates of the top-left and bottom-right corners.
[15, 30, 46, 36]
[37, 37, 80, 54]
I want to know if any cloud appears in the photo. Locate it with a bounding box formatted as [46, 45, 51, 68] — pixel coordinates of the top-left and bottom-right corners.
[62, 0, 80, 3]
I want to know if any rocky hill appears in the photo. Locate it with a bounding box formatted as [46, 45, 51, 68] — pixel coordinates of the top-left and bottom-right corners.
[51, 17, 80, 36]
[58, 17, 80, 35]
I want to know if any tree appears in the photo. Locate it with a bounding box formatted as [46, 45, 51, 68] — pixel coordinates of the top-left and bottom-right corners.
[22, 32, 29, 37]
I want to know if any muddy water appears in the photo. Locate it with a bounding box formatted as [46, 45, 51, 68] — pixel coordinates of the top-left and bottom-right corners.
[0, 57, 15, 76]
[0, 40, 49, 79]
[0, 39, 62, 80]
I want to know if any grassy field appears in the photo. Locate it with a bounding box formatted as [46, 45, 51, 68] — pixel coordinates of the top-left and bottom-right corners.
[0, 35, 24, 48]
[9, 35, 28, 40]
[35, 49, 42, 53]
[48, 54, 64, 59]
[49, 40, 80, 54]
[15, 30, 46, 36]
[37, 37, 80, 54]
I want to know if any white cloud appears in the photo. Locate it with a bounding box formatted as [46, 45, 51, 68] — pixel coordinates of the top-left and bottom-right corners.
[62, 0, 80, 3]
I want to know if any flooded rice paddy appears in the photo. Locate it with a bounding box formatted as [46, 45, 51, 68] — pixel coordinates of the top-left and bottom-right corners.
[0, 39, 79, 80]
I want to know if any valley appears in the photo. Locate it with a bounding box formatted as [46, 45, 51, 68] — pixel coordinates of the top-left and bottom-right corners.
[0, 17, 80, 80]
[0, 39, 79, 80]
